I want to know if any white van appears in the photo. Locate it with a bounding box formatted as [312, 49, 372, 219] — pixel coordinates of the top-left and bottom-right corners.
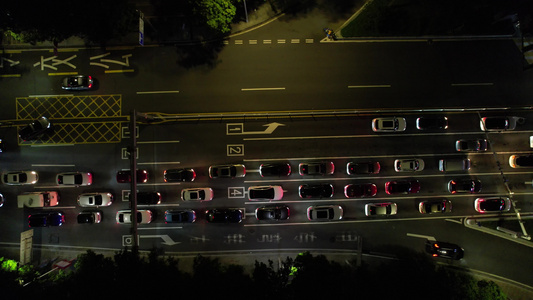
[17, 191, 59, 208]
[439, 158, 471, 172]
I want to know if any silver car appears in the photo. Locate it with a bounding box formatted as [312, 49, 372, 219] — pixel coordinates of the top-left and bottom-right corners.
[365, 202, 398, 216]
[77, 192, 113, 207]
[371, 117, 406, 132]
[307, 205, 343, 221]
[2, 171, 39, 185]
[116, 209, 153, 224]
[181, 188, 213, 201]
[394, 159, 424, 172]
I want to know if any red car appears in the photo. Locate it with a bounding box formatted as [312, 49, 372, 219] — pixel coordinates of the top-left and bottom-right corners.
[116, 169, 148, 183]
[385, 180, 420, 194]
[344, 184, 377, 198]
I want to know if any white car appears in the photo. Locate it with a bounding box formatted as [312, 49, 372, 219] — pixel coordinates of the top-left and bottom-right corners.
[307, 205, 343, 221]
[77, 192, 113, 207]
[181, 188, 214, 201]
[365, 202, 398, 216]
[2, 171, 39, 185]
[116, 209, 153, 224]
[248, 185, 284, 201]
[57, 172, 92, 186]
[371, 117, 406, 132]
[394, 159, 424, 172]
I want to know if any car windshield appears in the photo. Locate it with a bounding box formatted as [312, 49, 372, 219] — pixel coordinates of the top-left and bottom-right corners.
[221, 167, 235, 176]
[19, 173, 28, 182]
[485, 118, 507, 128]
[251, 188, 274, 199]
[74, 175, 83, 184]
[382, 120, 395, 128]
[93, 195, 102, 205]
[517, 156, 533, 166]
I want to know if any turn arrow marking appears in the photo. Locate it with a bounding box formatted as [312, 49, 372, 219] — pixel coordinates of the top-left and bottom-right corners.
[227, 122, 285, 135]
[139, 235, 180, 246]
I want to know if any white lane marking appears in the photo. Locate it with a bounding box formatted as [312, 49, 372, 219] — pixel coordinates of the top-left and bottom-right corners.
[241, 87, 286, 91]
[32, 164, 76, 167]
[137, 140, 180, 144]
[348, 85, 391, 88]
[136, 91, 180, 94]
[407, 233, 436, 241]
[451, 83, 494, 86]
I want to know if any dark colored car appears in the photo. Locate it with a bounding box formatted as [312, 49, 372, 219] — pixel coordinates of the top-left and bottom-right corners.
[205, 208, 243, 223]
[116, 169, 148, 183]
[259, 163, 291, 177]
[455, 139, 488, 152]
[344, 183, 377, 198]
[19, 116, 52, 141]
[480, 116, 518, 131]
[28, 212, 64, 227]
[208, 164, 246, 178]
[61, 75, 93, 90]
[298, 184, 334, 198]
[77, 212, 101, 224]
[416, 116, 448, 130]
[255, 205, 290, 221]
[0, 138, 4, 152]
[165, 209, 196, 223]
[346, 161, 380, 174]
[299, 161, 334, 175]
[164, 168, 196, 182]
[448, 179, 481, 194]
[474, 197, 511, 213]
[385, 180, 420, 194]
[137, 192, 162, 205]
[425, 240, 464, 260]
[509, 155, 533, 168]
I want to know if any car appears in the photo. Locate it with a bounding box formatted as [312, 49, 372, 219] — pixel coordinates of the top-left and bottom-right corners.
[56, 172, 92, 186]
[346, 161, 380, 174]
[418, 199, 452, 214]
[137, 192, 162, 205]
[298, 161, 334, 175]
[116, 169, 148, 183]
[77, 192, 113, 207]
[255, 205, 290, 221]
[165, 209, 196, 223]
[208, 164, 246, 178]
[77, 212, 102, 224]
[181, 188, 213, 201]
[455, 139, 488, 152]
[116, 209, 153, 224]
[480, 116, 518, 131]
[307, 205, 343, 221]
[394, 159, 425, 172]
[0, 138, 4, 153]
[0, 193, 4, 208]
[371, 117, 406, 132]
[248, 185, 284, 201]
[298, 184, 334, 198]
[509, 155, 533, 168]
[205, 208, 243, 223]
[385, 180, 420, 194]
[259, 163, 291, 177]
[416, 116, 448, 130]
[365, 202, 398, 216]
[448, 179, 481, 194]
[344, 183, 377, 198]
[474, 197, 511, 213]
[2, 171, 39, 185]
[425, 240, 464, 260]
[19, 116, 52, 141]
[438, 158, 471, 172]
[61, 75, 93, 90]
[28, 212, 65, 227]
[164, 168, 196, 182]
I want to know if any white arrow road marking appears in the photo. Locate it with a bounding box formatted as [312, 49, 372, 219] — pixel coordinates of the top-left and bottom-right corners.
[139, 235, 180, 246]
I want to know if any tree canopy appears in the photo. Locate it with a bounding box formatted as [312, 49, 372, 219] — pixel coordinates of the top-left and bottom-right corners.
[0, 248, 507, 300]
